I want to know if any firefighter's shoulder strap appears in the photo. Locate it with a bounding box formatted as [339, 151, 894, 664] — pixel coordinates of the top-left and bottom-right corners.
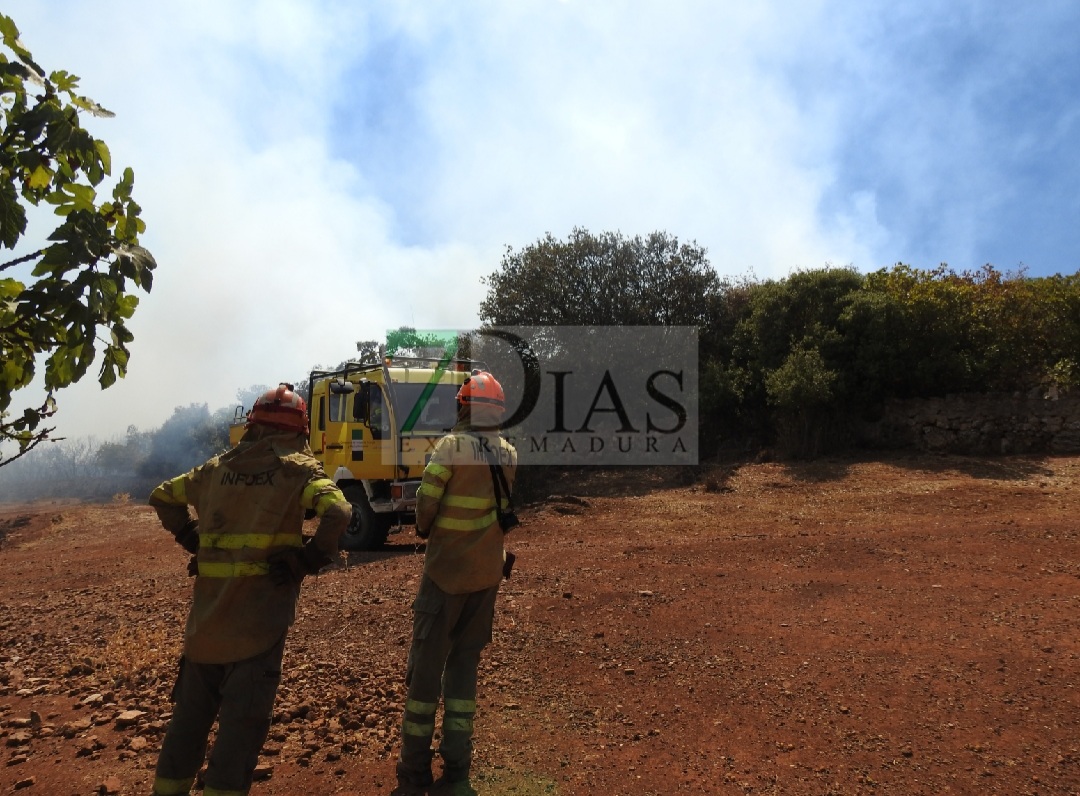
[489, 462, 511, 500]
[487, 455, 518, 533]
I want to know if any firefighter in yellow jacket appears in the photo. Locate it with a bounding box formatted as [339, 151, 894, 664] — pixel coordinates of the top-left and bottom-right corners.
[148, 384, 350, 796]
[396, 370, 518, 793]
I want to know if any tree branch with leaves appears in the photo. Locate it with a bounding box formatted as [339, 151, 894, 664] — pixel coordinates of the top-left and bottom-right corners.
[1, 13, 156, 464]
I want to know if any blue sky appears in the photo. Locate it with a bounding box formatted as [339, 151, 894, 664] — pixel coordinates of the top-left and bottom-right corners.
[6, 0, 1080, 440]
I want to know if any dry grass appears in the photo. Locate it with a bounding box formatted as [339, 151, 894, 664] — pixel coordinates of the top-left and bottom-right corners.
[72, 622, 180, 685]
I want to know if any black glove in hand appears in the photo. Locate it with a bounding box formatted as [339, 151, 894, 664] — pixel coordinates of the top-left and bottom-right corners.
[174, 519, 199, 554]
[267, 549, 305, 587]
[267, 542, 333, 587]
[187, 555, 199, 577]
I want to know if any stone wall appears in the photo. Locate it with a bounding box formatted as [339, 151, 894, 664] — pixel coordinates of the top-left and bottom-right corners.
[856, 388, 1080, 455]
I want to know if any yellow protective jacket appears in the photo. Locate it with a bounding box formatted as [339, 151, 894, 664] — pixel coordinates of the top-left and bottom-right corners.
[149, 427, 350, 664]
[415, 423, 518, 594]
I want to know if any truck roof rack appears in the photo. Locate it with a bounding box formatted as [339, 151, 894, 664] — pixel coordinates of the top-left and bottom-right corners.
[310, 356, 486, 381]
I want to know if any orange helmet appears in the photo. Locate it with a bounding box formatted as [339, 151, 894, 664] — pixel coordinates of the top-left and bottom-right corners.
[247, 383, 308, 433]
[456, 370, 505, 413]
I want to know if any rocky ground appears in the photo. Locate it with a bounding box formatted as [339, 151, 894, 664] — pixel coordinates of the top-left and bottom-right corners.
[1, 453, 1079, 795]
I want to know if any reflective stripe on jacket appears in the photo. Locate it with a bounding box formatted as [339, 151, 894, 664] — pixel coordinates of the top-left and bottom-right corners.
[415, 428, 517, 594]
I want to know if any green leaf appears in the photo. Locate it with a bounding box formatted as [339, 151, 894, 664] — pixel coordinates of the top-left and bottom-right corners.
[109, 343, 129, 370]
[71, 93, 115, 118]
[112, 166, 134, 200]
[99, 351, 118, 389]
[115, 293, 139, 318]
[0, 182, 28, 247]
[111, 323, 134, 345]
[27, 164, 52, 190]
[32, 243, 74, 277]
[44, 345, 75, 390]
[0, 277, 26, 299]
[115, 244, 156, 289]
[0, 14, 18, 45]
[50, 69, 78, 93]
[66, 183, 96, 212]
[94, 139, 111, 175]
[1, 355, 32, 395]
[0, 16, 44, 81]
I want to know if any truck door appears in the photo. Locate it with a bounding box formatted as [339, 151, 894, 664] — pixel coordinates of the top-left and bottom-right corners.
[319, 381, 352, 476]
[354, 381, 394, 474]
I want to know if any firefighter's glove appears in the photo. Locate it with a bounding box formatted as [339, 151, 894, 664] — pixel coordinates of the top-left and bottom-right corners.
[186, 555, 199, 577]
[502, 551, 516, 580]
[267, 542, 333, 587]
[173, 519, 199, 555]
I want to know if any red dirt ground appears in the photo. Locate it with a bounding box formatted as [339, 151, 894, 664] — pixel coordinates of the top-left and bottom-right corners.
[1, 453, 1079, 795]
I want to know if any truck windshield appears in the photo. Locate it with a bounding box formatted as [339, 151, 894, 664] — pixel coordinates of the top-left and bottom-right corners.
[393, 383, 460, 433]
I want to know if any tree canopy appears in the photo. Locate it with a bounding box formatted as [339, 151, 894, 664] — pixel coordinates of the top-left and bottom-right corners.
[480, 228, 725, 329]
[0, 13, 155, 464]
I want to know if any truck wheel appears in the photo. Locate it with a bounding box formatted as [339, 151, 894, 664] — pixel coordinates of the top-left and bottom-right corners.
[340, 486, 391, 551]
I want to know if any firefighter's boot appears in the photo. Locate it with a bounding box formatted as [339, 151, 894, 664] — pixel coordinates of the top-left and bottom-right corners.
[438, 696, 476, 783]
[398, 697, 437, 789]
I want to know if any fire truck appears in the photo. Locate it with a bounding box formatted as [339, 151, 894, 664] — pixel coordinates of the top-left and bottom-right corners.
[230, 355, 480, 550]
